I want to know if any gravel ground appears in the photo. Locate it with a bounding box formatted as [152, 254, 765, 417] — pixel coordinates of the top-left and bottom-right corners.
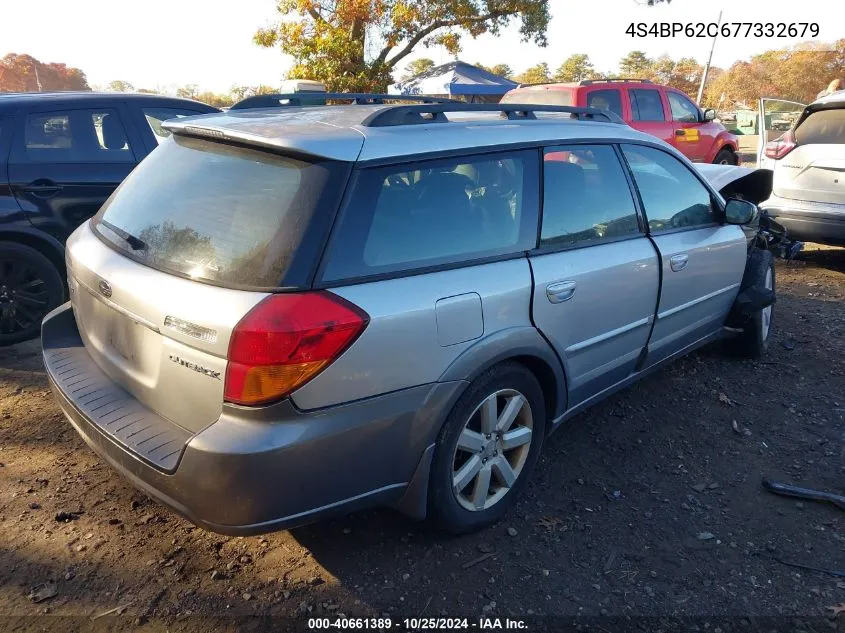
[0, 244, 843, 632]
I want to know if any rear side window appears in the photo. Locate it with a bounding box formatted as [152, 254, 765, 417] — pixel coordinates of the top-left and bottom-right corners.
[629, 89, 665, 122]
[18, 109, 135, 163]
[143, 108, 208, 144]
[94, 135, 347, 289]
[622, 145, 715, 232]
[541, 145, 640, 247]
[795, 108, 845, 145]
[501, 89, 573, 106]
[584, 90, 623, 118]
[321, 151, 539, 282]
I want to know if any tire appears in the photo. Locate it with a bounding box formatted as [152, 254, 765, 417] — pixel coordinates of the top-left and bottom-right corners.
[736, 249, 775, 359]
[713, 148, 739, 165]
[428, 361, 546, 534]
[0, 241, 65, 346]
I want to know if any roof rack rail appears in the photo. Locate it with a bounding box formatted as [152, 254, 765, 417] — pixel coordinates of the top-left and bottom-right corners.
[230, 93, 456, 110]
[577, 78, 653, 85]
[361, 103, 625, 127]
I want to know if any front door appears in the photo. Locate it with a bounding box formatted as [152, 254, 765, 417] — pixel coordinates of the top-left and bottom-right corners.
[7, 104, 140, 241]
[666, 90, 713, 162]
[621, 144, 747, 365]
[529, 144, 660, 407]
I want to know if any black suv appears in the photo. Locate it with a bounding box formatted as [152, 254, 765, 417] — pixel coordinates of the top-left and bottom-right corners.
[0, 92, 219, 344]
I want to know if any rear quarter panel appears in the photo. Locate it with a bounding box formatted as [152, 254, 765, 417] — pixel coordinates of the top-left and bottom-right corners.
[291, 259, 534, 410]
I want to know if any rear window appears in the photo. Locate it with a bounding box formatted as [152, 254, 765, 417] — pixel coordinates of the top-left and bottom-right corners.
[501, 89, 573, 106]
[93, 135, 347, 289]
[795, 108, 845, 145]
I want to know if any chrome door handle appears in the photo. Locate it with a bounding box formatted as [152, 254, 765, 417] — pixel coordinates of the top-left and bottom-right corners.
[670, 254, 689, 272]
[546, 280, 577, 303]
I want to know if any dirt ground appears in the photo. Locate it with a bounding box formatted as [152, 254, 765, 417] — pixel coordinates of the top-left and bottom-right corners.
[0, 244, 843, 632]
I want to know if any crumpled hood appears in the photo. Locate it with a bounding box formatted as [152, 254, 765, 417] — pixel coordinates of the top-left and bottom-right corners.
[694, 164, 774, 206]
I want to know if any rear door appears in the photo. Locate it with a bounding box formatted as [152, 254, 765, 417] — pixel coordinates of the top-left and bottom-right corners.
[582, 88, 624, 121]
[771, 104, 845, 205]
[756, 98, 807, 169]
[621, 144, 747, 365]
[529, 144, 659, 407]
[627, 87, 675, 146]
[665, 89, 714, 162]
[7, 102, 141, 240]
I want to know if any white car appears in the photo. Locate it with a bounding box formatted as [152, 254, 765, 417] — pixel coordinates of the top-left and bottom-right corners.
[757, 91, 845, 246]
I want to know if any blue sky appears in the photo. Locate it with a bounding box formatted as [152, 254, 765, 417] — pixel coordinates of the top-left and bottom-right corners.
[1, 0, 839, 93]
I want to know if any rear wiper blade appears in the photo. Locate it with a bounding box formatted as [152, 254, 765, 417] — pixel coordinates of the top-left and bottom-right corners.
[100, 220, 147, 251]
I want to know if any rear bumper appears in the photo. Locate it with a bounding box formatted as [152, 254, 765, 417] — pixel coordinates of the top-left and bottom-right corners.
[762, 195, 845, 245]
[43, 303, 462, 534]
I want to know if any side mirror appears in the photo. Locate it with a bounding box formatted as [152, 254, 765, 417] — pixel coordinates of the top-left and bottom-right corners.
[724, 198, 759, 225]
[703, 108, 717, 122]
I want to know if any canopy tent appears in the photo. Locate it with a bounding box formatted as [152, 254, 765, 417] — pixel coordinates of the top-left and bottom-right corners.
[389, 61, 518, 103]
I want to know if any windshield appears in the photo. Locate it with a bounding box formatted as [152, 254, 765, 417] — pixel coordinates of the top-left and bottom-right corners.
[93, 135, 346, 289]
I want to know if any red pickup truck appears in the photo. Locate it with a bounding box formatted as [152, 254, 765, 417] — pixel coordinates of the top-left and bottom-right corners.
[502, 79, 739, 165]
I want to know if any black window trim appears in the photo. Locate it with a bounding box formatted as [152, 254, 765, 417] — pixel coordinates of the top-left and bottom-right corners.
[313, 147, 541, 287]
[309, 136, 729, 288]
[618, 141, 725, 235]
[530, 142, 648, 257]
[11, 106, 139, 164]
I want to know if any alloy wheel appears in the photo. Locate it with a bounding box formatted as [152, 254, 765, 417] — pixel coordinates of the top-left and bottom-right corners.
[451, 388, 534, 512]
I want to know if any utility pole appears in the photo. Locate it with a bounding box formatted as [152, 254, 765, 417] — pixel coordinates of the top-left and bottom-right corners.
[34, 64, 43, 92]
[696, 9, 722, 105]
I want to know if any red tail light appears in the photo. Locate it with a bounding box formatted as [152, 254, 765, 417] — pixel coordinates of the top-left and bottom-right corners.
[224, 292, 369, 406]
[764, 131, 796, 160]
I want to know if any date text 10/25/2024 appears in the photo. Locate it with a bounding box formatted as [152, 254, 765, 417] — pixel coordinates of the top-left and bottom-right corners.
[307, 617, 528, 630]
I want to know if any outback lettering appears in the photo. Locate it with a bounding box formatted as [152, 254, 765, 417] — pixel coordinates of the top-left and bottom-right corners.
[168, 354, 221, 380]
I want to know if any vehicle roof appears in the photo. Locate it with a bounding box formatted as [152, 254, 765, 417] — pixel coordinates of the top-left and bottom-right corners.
[811, 90, 845, 106]
[508, 80, 661, 92]
[0, 91, 218, 111]
[164, 104, 666, 163]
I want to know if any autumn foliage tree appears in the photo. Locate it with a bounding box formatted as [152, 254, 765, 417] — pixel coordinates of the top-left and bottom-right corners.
[0, 54, 89, 92]
[254, 0, 550, 91]
[703, 39, 845, 109]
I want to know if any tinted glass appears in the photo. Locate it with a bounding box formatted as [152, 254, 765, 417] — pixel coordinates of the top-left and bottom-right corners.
[585, 89, 623, 117]
[94, 135, 344, 288]
[501, 89, 573, 106]
[541, 145, 639, 246]
[322, 151, 538, 281]
[623, 145, 715, 231]
[143, 108, 207, 144]
[795, 108, 845, 144]
[20, 109, 134, 163]
[629, 89, 665, 122]
[667, 92, 700, 123]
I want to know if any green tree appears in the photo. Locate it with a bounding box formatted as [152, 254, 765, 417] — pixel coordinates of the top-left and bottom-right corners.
[195, 91, 235, 108]
[176, 84, 199, 99]
[137, 88, 159, 94]
[619, 51, 652, 78]
[254, 0, 550, 92]
[553, 54, 595, 82]
[489, 64, 513, 79]
[106, 79, 134, 93]
[402, 58, 436, 80]
[514, 62, 551, 85]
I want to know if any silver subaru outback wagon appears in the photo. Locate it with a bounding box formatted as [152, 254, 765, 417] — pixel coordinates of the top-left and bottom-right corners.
[42, 102, 775, 535]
